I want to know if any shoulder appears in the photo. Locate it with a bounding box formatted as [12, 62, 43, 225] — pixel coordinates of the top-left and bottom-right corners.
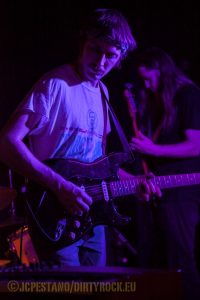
[34, 64, 79, 92]
[20, 65, 73, 107]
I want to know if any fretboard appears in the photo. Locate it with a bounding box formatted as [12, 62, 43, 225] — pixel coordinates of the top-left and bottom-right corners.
[110, 173, 200, 198]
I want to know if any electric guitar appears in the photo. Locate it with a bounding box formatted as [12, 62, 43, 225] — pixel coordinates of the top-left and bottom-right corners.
[26, 152, 200, 247]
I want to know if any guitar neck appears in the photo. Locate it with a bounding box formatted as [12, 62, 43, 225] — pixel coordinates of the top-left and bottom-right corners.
[110, 173, 200, 198]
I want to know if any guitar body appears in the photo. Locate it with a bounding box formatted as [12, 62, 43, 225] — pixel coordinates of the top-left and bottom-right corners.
[26, 152, 132, 247]
[26, 151, 200, 247]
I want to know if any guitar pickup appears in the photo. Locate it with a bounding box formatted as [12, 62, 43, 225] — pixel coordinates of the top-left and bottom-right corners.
[101, 181, 109, 202]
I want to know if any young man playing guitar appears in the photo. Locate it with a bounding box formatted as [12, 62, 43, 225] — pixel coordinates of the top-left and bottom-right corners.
[0, 9, 160, 267]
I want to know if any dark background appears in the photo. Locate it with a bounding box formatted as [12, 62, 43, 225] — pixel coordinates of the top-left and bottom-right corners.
[0, 0, 199, 128]
[0, 0, 199, 266]
[0, 0, 199, 184]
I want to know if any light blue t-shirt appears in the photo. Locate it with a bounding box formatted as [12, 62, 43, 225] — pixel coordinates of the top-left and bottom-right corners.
[17, 64, 110, 252]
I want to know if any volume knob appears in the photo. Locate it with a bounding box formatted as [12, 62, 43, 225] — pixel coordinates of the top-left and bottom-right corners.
[69, 232, 76, 240]
[73, 220, 81, 228]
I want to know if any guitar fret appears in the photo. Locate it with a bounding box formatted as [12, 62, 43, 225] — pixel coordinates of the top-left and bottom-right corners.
[161, 176, 166, 188]
[176, 175, 182, 185]
[152, 173, 200, 189]
[183, 175, 188, 185]
[110, 172, 200, 198]
[165, 176, 170, 186]
[129, 179, 136, 192]
[110, 180, 137, 197]
[187, 174, 191, 184]
[110, 182, 117, 197]
[190, 174, 195, 183]
[170, 175, 176, 186]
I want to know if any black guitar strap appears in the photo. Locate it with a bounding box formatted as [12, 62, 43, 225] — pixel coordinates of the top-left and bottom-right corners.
[100, 82, 134, 162]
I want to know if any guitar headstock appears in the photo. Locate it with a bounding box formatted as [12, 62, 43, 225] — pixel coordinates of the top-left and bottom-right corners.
[123, 83, 137, 118]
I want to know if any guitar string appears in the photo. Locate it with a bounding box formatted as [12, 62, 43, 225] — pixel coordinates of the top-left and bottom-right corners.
[82, 173, 200, 197]
[83, 182, 138, 202]
[83, 179, 141, 193]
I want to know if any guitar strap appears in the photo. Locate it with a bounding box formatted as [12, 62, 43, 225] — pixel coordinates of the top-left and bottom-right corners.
[99, 82, 134, 162]
[100, 86, 108, 156]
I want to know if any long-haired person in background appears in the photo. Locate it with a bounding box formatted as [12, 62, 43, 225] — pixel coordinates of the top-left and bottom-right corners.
[130, 46, 200, 299]
[0, 9, 160, 267]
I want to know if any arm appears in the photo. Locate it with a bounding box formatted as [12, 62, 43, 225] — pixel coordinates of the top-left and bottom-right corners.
[0, 112, 92, 214]
[130, 130, 200, 158]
